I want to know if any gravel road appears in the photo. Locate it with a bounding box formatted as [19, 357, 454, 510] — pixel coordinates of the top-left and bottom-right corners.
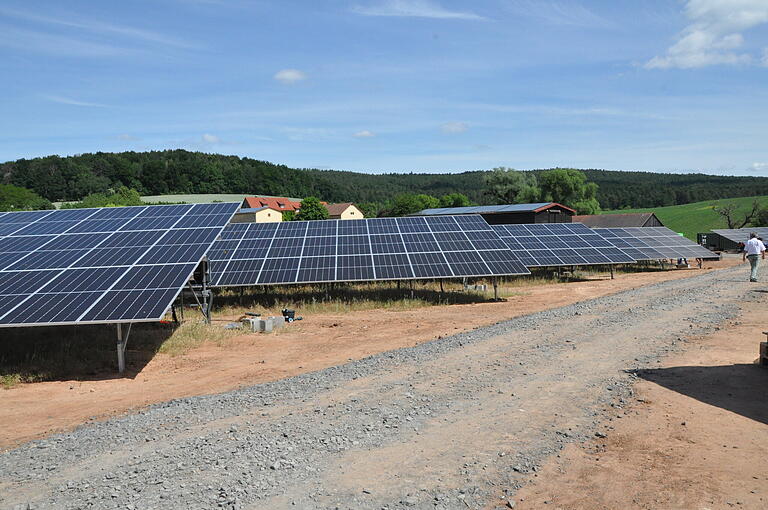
[0, 265, 748, 510]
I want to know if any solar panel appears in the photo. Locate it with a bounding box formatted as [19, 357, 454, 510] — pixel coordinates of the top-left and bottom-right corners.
[210, 215, 530, 286]
[594, 226, 716, 260]
[710, 227, 768, 244]
[492, 223, 636, 267]
[0, 202, 239, 327]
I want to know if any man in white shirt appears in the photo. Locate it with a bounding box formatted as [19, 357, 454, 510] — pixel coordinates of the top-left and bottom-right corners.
[742, 232, 766, 282]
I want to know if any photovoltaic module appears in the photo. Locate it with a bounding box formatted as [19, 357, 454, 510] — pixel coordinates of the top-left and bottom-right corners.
[0, 203, 238, 327]
[209, 215, 531, 286]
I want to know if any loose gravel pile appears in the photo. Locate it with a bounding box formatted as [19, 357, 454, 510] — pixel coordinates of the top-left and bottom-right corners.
[0, 266, 750, 510]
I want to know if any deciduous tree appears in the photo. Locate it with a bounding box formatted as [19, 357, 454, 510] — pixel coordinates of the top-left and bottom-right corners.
[295, 197, 329, 221]
[716, 199, 760, 229]
[439, 193, 471, 208]
[539, 168, 600, 214]
[483, 167, 540, 204]
[0, 184, 54, 211]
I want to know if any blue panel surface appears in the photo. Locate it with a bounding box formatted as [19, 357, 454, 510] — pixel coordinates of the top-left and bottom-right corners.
[593, 227, 713, 260]
[493, 224, 636, 267]
[0, 202, 239, 327]
[209, 215, 529, 286]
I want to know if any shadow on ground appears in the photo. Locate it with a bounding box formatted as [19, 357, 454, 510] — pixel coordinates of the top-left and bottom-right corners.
[0, 322, 179, 382]
[633, 363, 768, 425]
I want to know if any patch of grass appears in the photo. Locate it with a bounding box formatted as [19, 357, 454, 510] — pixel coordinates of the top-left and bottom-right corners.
[156, 321, 245, 357]
[1, 373, 22, 389]
[603, 195, 768, 240]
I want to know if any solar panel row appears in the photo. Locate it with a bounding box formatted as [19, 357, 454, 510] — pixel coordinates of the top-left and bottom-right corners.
[710, 227, 768, 244]
[210, 215, 531, 286]
[594, 227, 716, 260]
[0, 203, 239, 327]
[492, 223, 635, 267]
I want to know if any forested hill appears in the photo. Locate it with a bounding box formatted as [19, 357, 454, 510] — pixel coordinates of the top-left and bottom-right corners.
[3, 149, 768, 209]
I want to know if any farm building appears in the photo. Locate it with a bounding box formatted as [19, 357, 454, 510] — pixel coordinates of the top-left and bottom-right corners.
[242, 196, 303, 212]
[231, 206, 283, 223]
[326, 203, 363, 220]
[572, 212, 664, 228]
[415, 203, 575, 224]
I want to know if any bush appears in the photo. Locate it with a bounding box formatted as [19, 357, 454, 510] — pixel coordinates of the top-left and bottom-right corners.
[0, 184, 54, 211]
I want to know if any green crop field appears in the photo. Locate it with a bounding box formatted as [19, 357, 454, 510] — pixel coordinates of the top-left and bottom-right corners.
[603, 195, 768, 239]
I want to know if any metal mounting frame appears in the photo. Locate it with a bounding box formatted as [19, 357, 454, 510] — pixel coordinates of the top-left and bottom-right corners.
[116, 322, 132, 373]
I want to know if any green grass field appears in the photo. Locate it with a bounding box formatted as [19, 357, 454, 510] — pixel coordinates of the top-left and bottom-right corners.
[603, 195, 768, 239]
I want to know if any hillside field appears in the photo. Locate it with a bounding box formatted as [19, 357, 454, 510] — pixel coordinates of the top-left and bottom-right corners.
[603, 195, 768, 239]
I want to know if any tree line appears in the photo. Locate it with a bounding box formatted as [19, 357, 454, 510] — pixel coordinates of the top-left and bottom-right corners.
[4, 149, 768, 212]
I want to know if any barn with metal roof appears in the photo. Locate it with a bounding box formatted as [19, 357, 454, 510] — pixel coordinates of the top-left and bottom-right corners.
[415, 203, 576, 224]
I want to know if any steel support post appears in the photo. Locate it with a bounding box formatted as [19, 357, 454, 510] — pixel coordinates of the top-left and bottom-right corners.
[116, 323, 126, 373]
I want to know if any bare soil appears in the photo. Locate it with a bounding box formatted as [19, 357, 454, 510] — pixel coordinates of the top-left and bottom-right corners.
[512, 273, 768, 510]
[0, 259, 740, 450]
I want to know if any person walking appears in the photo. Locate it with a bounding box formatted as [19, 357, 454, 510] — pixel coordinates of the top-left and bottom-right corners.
[742, 232, 766, 282]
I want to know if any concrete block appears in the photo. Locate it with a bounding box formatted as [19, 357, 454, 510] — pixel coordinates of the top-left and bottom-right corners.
[241, 318, 259, 332]
[268, 316, 285, 330]
[241, 317, 276, 333]
[259, 319, 274, 333]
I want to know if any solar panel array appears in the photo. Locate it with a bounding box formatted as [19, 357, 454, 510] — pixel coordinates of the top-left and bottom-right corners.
[594, 226, 716, 260]
[710, 227, 768, 244]
[0, 203, 238, 327]
[210, 215, 530, 286]
[492, 223, 636, 267]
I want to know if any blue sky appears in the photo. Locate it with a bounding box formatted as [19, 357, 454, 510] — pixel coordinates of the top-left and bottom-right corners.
[1, 0, 767, 175]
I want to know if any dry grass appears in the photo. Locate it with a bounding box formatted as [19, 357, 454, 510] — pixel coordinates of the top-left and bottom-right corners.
[156, 321, 246, 357]
[212, 272, 589, 319]
[1, 373, 22, 390]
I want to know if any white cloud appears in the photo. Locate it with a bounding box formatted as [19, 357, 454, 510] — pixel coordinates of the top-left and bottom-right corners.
[43, 94, 107, 107]
[646, 0, 768, 69]
[763, 48, 768, 66]
[749, 162, 768, 172]
[201, 133, 221, 144]
[352, 0, 485, 20]
[117, 134, 140, 141]
[440, 121, 468, 134]
[353, 130, 376, 138]
[274, 69, 307, 84]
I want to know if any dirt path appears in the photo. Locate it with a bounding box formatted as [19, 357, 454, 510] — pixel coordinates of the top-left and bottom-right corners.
[0, 259, 739, 449]
[0, 263, 752, 510]
[511, 274, 768, 509]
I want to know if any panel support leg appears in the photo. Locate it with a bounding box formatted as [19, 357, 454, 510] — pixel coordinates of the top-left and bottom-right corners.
[610, 265, 615, 280]
[493, 277, 499, 301]
[186, 282, 210, 324]
[116, 323, 132, 374]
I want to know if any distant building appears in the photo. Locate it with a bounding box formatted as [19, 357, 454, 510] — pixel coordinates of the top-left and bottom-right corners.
[415, 203, 575, 224]
[326, 203, 363, 220]
[697, 228, 768, 252]
[572, 212, 663, 228]
[231, 206, 283, 223]
[242, 196, 303, 212]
